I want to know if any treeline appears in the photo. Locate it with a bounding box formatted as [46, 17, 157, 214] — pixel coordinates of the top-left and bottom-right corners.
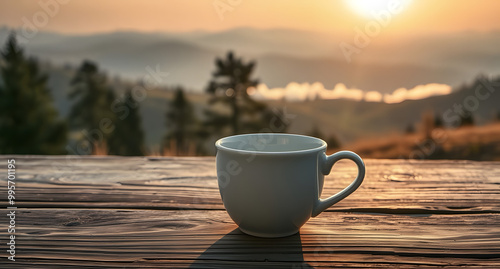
[0, 34, 291, 156]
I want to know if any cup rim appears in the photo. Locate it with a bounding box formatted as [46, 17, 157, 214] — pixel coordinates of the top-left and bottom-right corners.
[215, 133, 327, 155]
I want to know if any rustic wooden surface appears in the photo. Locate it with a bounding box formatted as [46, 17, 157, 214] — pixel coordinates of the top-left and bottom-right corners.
[1, 156, 499, 268]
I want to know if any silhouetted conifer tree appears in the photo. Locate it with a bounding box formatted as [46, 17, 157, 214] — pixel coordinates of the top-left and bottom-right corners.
[405, 123, 415, 134]
[0, 33, 67, 154]
[69, 60, 116, 154]
[308, 124, 323, 139]
[434, 113, 443, 128]
[108, 89, 145, 156]
[163, 87, 207, 155]
[205, 51, 268, 135]
[459, 113, 474, 127]
[307, 124, 341, 150]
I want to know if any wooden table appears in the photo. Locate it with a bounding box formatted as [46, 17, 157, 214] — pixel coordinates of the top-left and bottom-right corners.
[1, 156, 499, 268]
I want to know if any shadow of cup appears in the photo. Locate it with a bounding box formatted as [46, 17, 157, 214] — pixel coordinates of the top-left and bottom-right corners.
[190, 228, 314, 268]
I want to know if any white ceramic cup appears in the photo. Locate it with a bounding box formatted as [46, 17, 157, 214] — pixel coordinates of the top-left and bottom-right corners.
[215, 133, 365, 238]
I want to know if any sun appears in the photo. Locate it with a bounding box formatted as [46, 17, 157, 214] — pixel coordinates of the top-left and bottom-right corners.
[344, 0, 412, 19]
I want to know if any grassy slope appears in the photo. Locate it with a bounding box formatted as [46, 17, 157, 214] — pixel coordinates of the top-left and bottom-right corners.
[345, 123, 500, 161]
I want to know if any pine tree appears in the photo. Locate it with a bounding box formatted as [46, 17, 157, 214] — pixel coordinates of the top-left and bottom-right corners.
[434, 113, 443, 128]
[205, 51, 268, 135]
[108, 89, 145, 156]
[260, 107, 290, 133]
[163, 87, 207, 155]
[307, 124, 340, 150]
[0, 33, 67, 154]
[459, 113, 474, 127]
[405, 123, 415, 134]
[68, 60, 117, 154]
[326, 135, 341, 150]
[308, 124, 324, 139]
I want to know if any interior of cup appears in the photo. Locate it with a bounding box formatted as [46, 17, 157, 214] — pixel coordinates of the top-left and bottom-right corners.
[216, 133, 326, 153]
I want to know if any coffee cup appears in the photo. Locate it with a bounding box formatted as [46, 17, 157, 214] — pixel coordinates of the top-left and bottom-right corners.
[215, 133, 365, 238]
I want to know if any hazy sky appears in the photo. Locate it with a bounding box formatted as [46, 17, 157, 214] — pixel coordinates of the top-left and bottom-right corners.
[0, 0, 499, 36]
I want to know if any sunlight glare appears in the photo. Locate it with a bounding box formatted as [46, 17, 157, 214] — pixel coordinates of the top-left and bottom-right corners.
[344, 0, 412, 18]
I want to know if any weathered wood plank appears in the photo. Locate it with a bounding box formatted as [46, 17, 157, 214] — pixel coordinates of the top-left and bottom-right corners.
[0, 156, 499, 268]
[1, 156, 499, 213]
[1, 209, 499, 268]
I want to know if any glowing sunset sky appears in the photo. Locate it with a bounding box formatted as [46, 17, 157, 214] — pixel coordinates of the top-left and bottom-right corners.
[1, 0, 499, 103]
[1, 0, 499, 35]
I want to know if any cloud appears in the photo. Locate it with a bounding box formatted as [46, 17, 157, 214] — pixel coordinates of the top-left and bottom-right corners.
[252, 82, 364, 102]
[383, 83, 452, 103]
[364, 91, 383, 102]
[250, 82, 452, 103]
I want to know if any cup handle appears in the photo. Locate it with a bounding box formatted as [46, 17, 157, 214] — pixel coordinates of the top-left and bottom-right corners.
[312, 151, 365, 217]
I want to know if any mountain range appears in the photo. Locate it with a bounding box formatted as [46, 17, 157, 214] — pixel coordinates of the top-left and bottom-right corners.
[1, 26, 500, 93]
[29, 63, 500, 150]
[1, 26, 499, 151]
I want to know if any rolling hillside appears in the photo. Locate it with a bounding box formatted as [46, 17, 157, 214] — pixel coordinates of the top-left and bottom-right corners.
[270, 75, 500, 143]
[2, 27, 499, 152]
[37, 62, 500, 150]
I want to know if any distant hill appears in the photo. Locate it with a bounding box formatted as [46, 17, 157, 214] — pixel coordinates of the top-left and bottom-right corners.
[1, 27, 500, 92]
[277, 75, 500, 143]
[2, 26, 499, 153]
[36, 62, 500, 151]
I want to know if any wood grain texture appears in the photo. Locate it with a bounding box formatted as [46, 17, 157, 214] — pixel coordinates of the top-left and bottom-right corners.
[0, 156, 499, 268]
